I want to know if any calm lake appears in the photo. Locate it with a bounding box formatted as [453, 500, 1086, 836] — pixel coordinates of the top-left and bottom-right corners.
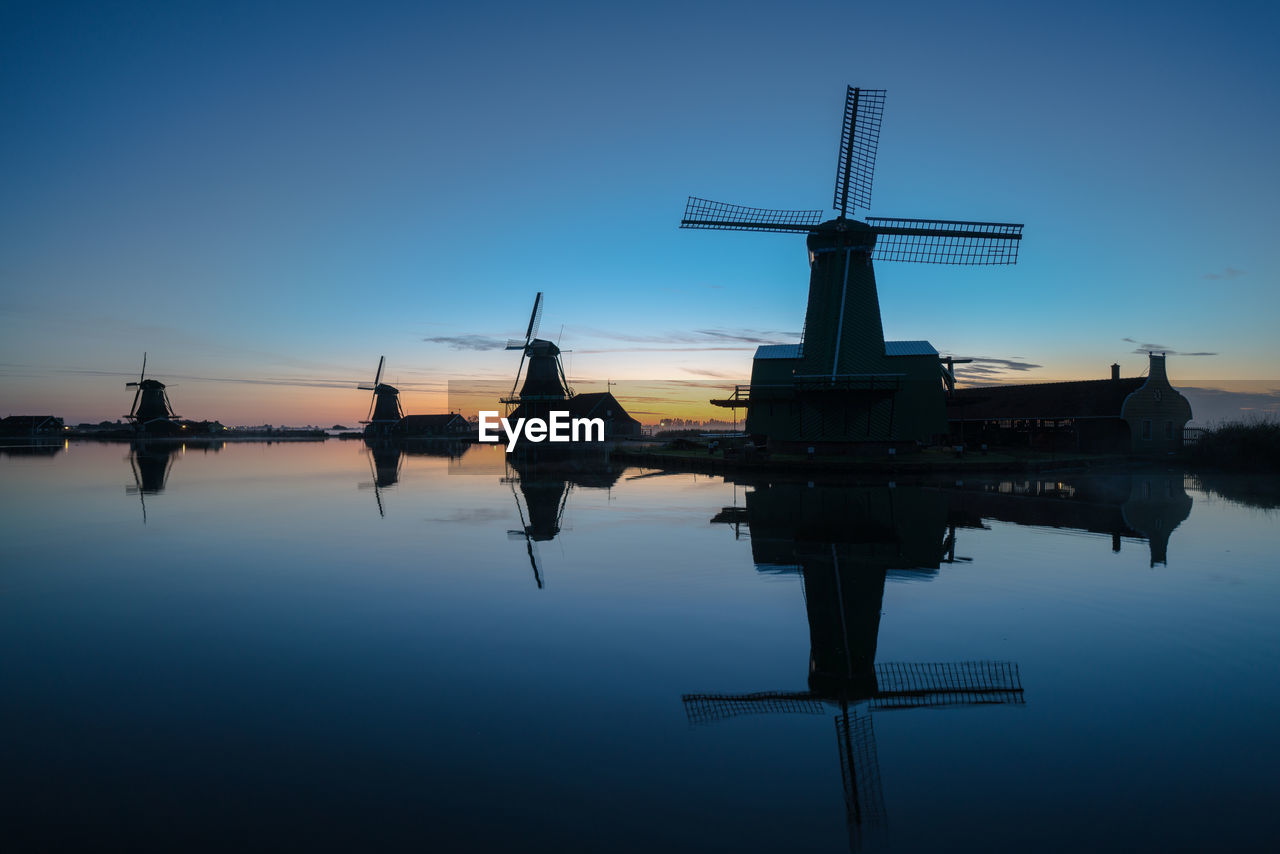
[2, 439, 1278, 851]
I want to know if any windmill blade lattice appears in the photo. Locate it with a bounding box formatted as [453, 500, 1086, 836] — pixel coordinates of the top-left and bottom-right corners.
[526, 291, 543, 344]
[870, 661, 1025, 709]
[680, 197, 824, 233]
[867, 217, 1023, 265]
[681, 690, 828, 725]
[506, 292, 545, 405]
[833, 86, 886, 218]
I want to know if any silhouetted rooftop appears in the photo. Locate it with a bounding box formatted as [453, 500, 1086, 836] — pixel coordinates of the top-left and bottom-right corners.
[948, 377, 1143, 421]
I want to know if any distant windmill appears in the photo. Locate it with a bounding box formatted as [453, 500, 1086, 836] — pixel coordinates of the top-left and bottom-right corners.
[502, 292, 573, 415]
[357, 356, 403, 437]
[687, 86, 1024, 446]
[124, 353, 179, 433]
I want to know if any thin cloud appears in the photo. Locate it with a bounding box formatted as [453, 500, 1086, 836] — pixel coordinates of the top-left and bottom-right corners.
[50, 367, 445, 392]
[1203, 266, 1246, 280]
[954, 356, 1042, 371]
[1121, 337, 1217, 356]
[573, 345, 757, 354]
[680, 367, 743, 379]
[423, 334, 508, 350]
[570, 326, 799, 346]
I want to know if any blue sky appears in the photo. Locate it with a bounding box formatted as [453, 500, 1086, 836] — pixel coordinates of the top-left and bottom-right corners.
[1, 0, 1277, 424]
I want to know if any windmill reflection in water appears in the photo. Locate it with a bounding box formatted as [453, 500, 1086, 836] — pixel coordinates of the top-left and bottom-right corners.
[504, 449, 620, 589]
[358, 437, 470, 517]
[124, 440, 224, 523]
[691, 482, 1026, 850]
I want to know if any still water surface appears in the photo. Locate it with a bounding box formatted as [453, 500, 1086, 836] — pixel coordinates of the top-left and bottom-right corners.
[2, 440, 1278, 851]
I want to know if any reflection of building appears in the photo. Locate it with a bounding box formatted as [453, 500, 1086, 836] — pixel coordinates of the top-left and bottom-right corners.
[505, 452, 622, 588]
[0, 439, 64, 457]
[947, 353, 1193, 454]
[942, 471, 1193, 567]
[696, 482, 1025, 850]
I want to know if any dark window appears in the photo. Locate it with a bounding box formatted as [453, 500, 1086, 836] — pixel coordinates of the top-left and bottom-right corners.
[1142, 419, 1152, 440]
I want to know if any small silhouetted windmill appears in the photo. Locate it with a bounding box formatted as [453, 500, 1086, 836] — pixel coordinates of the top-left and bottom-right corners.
[502, 292, 572, 415]
[124, 353, 179, 432]
[682, 86, 1023, 391]
[357, 356, 403, 436]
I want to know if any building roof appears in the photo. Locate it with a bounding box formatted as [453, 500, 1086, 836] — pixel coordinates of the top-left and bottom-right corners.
[567, 392, 640, 425]
[754, 343, 802, 360]
[947, 378, 1144, 421]
[0, 415, 62, 428]
[0, 414, 62, 430]
[884, 340, 937, 357]
[398, 413, 468, 428]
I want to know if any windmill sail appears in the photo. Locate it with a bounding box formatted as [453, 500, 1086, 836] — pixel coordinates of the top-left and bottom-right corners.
[833, 86, 887, 218]
[867, 217, 1023, 265]
[680, 197, 824, 233]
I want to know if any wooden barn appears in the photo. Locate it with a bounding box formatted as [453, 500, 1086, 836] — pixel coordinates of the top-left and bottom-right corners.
[947, 353, 1193, 454]
[564, 391, 641, 439]
[507, 391, 641, 439]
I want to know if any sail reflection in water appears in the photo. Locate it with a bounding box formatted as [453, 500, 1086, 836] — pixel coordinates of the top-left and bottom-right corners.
[692, 482, 1026, 850]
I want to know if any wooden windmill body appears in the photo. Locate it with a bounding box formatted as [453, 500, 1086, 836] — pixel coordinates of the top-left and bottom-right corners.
[124, 353, 180, 435]
[357, 356, 403, 438]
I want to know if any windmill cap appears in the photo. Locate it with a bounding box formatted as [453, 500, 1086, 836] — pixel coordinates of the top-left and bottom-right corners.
[526, 338, 561, 355]
[807, 217, 876, 251]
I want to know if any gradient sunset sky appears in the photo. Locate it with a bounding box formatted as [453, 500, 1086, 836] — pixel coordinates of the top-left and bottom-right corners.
[2, 0, 1276, 425]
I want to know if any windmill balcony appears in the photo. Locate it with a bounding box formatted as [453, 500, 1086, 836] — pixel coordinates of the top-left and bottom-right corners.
[710, 385, 752, 409]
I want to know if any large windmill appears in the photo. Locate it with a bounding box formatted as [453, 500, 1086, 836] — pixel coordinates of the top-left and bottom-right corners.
[688, 86, 1024, 449]
[124, 353, 180, 434]
[357, 356, 403, 437]
[502, 292, 573, 417]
